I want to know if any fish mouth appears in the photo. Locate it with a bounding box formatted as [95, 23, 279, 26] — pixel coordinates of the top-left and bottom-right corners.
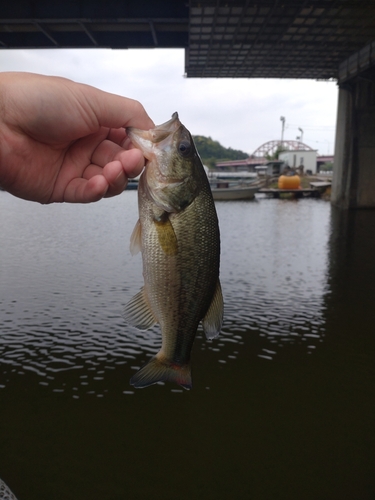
[126, 112, 181, 160]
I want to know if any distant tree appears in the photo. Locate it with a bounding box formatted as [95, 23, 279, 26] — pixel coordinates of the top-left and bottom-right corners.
[192, 135, 248, 168]
[320, 161, 333, 171]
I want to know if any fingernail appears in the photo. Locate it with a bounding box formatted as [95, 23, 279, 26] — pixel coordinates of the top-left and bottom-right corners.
[114, 170, 125, 185]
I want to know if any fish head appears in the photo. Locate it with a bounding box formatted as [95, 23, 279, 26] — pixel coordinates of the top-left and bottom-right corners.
[127, 113, 202, 212]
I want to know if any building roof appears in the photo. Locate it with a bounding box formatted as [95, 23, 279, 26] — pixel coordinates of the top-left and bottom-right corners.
[317, 155, 334, 162]
[216, 157, 267, 168]
[279, 149, 317, 154]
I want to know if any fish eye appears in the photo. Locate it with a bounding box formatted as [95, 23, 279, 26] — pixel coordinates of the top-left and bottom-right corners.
[178, 140, 191, 157]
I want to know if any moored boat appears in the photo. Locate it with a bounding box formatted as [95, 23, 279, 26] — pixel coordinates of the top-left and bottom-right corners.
[209, 179, 262, 201]
[125, 179, 139, 190]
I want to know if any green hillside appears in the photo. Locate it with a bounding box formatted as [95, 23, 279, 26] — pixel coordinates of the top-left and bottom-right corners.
[192, 135, 248, 169]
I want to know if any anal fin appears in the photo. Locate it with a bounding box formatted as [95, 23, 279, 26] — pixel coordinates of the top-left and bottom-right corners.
[202, 280, 224, 340]
[123, 287, 156, 330]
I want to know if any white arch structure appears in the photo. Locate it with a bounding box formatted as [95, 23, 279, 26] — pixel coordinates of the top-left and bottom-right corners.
[252, 140, 314, 158]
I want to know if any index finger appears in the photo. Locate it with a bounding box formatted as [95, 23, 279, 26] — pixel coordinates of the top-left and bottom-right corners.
[83, 84, 155, 131]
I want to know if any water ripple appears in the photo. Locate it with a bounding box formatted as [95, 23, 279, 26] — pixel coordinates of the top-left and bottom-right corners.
[0, 194, 330, 394]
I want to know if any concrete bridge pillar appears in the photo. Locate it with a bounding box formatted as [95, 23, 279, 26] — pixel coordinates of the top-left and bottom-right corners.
[331, 76, 375, 209]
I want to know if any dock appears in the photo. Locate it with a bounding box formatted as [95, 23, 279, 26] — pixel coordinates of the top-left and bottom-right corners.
[309, 181, 332, 191]
[258, 188, 322, 198]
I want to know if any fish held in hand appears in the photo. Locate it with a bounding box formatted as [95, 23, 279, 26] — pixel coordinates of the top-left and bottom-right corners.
[124, 112, 223, 389]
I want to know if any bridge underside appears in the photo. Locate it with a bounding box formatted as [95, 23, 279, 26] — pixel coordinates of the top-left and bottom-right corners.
[1, 0, 375, 208]
[1, 1, 374, 81]
[187, 1, 375, 80]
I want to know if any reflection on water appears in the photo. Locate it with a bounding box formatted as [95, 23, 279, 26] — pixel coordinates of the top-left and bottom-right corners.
[0, 192, 374, 500]
[218, 199, 329, 361]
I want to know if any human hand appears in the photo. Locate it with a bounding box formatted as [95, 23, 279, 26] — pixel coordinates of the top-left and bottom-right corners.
[0, 72, 154, 203]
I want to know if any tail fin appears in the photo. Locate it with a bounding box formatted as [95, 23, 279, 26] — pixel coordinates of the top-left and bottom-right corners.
[130, 355, 192, 390]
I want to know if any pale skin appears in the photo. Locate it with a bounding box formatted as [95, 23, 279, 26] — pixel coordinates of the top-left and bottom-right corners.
[0, 72, 154, 203]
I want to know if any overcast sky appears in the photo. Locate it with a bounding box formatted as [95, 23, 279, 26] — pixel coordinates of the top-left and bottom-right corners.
[0, 48, 338, 156]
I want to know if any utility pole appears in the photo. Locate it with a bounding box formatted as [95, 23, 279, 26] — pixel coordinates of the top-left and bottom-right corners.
[280, 116, 285, 147]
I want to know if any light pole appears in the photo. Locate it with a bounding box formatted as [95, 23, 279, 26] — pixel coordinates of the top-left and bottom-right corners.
[298, 127, 303, 143]
[280, 116, 285, 146]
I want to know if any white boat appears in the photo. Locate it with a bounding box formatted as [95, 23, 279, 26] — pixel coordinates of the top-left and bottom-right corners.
[209, 179, 261, 201]
[125, 171, 262, 200]
[125, 179, 139, 190]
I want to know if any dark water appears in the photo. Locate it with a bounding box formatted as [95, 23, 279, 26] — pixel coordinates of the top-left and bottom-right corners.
[0, 191, 374, 500]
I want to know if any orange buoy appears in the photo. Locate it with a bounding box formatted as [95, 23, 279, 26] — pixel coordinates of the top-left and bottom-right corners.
[278, 175, 301, 189]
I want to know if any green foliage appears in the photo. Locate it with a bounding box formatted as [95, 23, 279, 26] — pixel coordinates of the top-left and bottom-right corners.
[265, 145, 287, 161]
[320, 161, 333, 171]
[192, 135, 248, 168]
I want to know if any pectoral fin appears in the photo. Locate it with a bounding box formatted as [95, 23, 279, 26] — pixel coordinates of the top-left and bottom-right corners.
[129, 219, 142, 256]
[154, 216, 178, 256]
[202, 280, 224, 340]
[123, 287, 156, 330]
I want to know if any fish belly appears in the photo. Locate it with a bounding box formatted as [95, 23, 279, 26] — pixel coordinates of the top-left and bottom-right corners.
[146, 194, 218, 353]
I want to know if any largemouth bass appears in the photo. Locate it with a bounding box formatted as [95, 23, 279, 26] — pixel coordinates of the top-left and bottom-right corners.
[124, 113, 223, 389]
